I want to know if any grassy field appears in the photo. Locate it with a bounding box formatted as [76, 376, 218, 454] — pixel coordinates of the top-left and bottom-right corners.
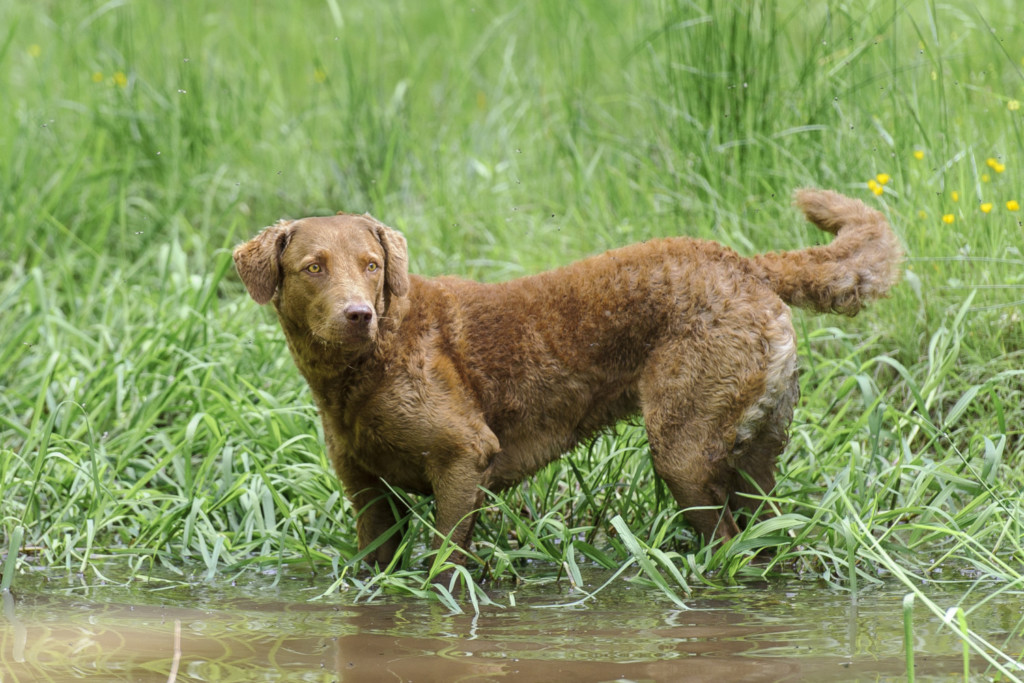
[2, 0, 1023, 667]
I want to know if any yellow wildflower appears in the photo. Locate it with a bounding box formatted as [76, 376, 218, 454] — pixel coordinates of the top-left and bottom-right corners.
[917, 210, 928, 220]
[951, 191, 959, 202]
[982, 173, 991, 183]
[92, 71, 104, 83]
[1009, 100, 1021, 111]
[28, 44, 41, 57]
[876, 173, 891, 185]
[113, 71, 127, 87]
[867, 179, 884, 196]
[913, 150, 925, 161]
[980, 203, 993, 213]
[985, 157, 1006, 173]
[942, 214, 955, 224]
[1008, 200, 1020, 211]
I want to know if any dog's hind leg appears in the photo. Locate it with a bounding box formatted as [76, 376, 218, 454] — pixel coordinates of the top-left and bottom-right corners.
[639, 319, 784, 544]
[724, 307, 799, 528]
[640, 387, 753, 543]
[725, 390, 796, 530]
[643, 416, 744, 543]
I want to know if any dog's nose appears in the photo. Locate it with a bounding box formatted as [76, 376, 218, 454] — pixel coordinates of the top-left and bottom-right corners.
[344, 304, 375, 325]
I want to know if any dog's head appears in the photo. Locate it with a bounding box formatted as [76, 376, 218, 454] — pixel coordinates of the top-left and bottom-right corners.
[233, 213, 410, 352]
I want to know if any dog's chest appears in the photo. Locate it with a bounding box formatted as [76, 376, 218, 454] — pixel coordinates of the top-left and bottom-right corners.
[312, 371, 482, 489]
[316, 396, 434, 492]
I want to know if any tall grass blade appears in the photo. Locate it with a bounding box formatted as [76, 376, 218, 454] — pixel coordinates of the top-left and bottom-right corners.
[1, 526, 24, 592]
[610, 515, 688, 608]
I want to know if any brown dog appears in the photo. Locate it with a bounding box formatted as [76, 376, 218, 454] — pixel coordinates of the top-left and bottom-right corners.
[234, 189, 901, 568]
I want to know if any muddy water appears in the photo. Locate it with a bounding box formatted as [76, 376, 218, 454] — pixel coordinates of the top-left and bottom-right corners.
[1, 568, 1021, 682]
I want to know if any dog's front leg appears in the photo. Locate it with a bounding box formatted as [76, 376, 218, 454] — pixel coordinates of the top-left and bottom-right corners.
[424, 420, 501, 572]
[428, 459, 488, 565]
[417, 390, 501, 570]
[336, 459, 407, 569]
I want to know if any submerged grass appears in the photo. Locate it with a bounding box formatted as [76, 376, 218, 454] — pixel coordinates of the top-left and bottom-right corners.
[2, 0, 1023, 674]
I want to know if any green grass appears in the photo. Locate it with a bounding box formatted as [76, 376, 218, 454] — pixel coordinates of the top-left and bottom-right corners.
[2, 0, 1023, 672]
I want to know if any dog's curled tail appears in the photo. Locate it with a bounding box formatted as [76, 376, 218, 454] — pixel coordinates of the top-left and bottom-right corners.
[751, 189, 903, 315]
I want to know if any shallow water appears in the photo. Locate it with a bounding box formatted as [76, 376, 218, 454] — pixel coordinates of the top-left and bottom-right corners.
[1, 568, 1021, 682]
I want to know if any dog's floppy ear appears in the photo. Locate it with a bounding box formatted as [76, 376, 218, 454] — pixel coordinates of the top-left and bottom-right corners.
[368, 216, 410, 300]
[233, 220, 294, 304]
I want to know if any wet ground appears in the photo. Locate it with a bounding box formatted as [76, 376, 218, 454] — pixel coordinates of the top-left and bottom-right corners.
[1, 567, 1022, 682]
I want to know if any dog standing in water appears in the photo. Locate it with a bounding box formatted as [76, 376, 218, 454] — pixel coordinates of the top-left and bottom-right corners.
[234, 189, 902, 567]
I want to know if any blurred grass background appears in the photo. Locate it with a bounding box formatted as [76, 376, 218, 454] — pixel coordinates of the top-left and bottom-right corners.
[1, 0, 1022, 616]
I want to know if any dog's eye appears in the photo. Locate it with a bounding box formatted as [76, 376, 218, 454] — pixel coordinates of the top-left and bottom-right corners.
[366, 262, 379, 272]
[306, 263, 322, 274]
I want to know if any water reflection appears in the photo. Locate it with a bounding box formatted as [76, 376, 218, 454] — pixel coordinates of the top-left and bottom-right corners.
[0, 572, 1018, 682]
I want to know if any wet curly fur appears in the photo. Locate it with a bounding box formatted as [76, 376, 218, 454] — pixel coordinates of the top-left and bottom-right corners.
[234, 189, 902, 566]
